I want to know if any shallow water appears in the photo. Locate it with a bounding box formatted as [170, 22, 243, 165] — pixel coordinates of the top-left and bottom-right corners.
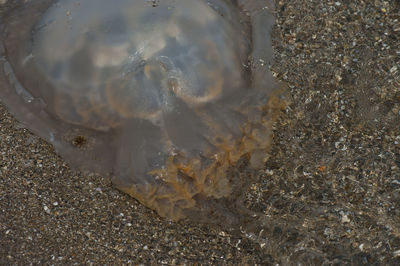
[0, 0, 281, 224]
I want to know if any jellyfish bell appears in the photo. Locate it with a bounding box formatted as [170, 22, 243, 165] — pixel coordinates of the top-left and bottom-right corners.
[0, 0, 282, 224]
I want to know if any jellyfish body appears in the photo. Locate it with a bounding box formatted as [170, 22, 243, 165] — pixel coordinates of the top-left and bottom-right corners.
[0, 0, 279, 220]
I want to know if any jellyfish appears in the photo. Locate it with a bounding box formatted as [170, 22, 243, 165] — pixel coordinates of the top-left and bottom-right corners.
[0, 0, 283, 225]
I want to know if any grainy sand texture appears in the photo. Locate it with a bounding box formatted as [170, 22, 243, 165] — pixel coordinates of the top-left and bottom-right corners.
[1, 0, 399, 264]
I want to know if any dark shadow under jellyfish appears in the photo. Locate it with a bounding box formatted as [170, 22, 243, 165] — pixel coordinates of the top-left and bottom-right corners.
[0, 0, 285, 227]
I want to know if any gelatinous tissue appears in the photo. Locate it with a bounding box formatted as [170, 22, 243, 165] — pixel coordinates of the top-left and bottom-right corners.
[0, 0, 284, 225]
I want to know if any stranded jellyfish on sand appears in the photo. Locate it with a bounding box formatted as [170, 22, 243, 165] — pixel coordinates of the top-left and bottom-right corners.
[0, 0, 283, 224]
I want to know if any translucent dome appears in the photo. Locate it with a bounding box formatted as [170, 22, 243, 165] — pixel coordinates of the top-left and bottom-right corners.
[0, 0, 280, 222]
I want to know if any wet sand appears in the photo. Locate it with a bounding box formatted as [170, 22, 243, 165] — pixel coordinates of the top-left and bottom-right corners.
[1, 0, 399, 264]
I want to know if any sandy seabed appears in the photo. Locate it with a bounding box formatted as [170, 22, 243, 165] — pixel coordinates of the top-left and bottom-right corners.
[1, 0, 399, 264]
